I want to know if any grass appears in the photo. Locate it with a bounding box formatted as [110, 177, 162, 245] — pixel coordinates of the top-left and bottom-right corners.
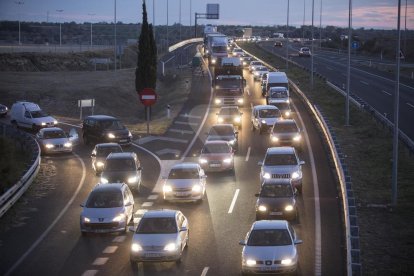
[0, 137, 27, 193]
[239, 42, 414, 275]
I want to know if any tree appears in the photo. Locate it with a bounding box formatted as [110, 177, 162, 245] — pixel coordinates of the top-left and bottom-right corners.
[135, 0, 157, 92]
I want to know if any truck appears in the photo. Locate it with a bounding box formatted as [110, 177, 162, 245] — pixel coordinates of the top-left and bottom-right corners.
[264, 72, 292, 118]
[204, 33, 228, 66]
[212, 57, 246, 106]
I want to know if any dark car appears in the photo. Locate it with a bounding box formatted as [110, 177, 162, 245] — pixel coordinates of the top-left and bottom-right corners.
[274, 41, 283, 47]
[270, 119, 303, 149]
[91, 143, 123, 175]
[255, 179, 297, 221]
[82, 115, 132, 146]
[216, 106, 243, 129]
[206, 124, 238, 150]
[0, 104, 8, 117]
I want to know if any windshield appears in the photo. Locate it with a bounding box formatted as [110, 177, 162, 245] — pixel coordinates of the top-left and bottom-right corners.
[219, 107, 240, 116]
[270, 89, 288, 98]
[100, 119, 125, 130]
[273, 102, 290, 111]
[272, 122, 298, 133]
[213, 46, 227, 53]
[215, 76, 241, 90]
[264, 153, 297, 166]
[202, 143, 231, 154]
[168, 168, 199, 179]
[97, 146, 122, 157]
[104, 158, 136, 171]
[301, 48, 310, 51]
[209, 126, 234, 136]
[259, 109, 281, 118]
[31, 110, 49, 118]
[247, 229, 292, 246]
[43, 130, 66, 139]
[86, 190, 123, 208]
[251, 62, 262, 66]
[137, 217, 178, 234]
[260, 184, 293, 197]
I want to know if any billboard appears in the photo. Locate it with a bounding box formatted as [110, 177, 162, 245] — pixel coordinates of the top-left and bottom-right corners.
[206, 4, 219, 19]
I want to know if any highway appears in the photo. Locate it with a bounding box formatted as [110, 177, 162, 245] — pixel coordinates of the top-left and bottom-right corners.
[259, 41, 414, 141]
[0, 45, 345, 275]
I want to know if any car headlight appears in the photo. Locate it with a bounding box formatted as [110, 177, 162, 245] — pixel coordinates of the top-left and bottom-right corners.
[211, 59, 216, 64]
[45, 144, 54, 149]
[199, 158, 208, 164]
[285, 111, 291, 117]
[107, 133, 115, 139]
[113, 213, 126, 222]
[254, 72, 259, 76]
[258, 205, 267, 212]
[223, 158, 232, 164]
[163, 185, 173, 193]
[54, 120, 58, 125]
[128, 176, 138, 184]
[261, 119, 266, 124]
[234, 116, 241, 123]
[291, 172, 300, 179]
[271, 136, 279, 142]
[83, 217, 90, 223]
[192, 184, 202, 192]
[229, 139, 236, 145]
[281, 258, 292, 265]
[128, 131, 132, 137]
[215, 98, 222, 104]
[96, 161, 104, 167]
[239, 57, 243, 61]
[64, 142, 72, 148]
[218, 117, 224, 123]
[205, 49, 209, 54]
[263, 172, 271, 179]
[246, 259, 256, 266]
[100, 177, 109, 184]
[41, 122, 46, 126]
[131, 243, 142, 252]
[285, 205, 294, 211]
[164, 242, 177, 251]
[293, 135, 301, 141]
[237, 98, 244, 104]
[243, 61, 247, 65]
[286, 99, 290, 103]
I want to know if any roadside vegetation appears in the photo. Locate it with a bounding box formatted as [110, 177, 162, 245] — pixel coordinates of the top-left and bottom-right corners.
[239, 42, 414, 275]
[0, 137, 27, 193]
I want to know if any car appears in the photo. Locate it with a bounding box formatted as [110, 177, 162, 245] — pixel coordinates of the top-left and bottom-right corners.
[252, 66, 269, 81]
[35, 127, 79, 154]
[255, 179, 298, 221]
[249, 61, 263, 72]
[91, 143, 123, 175]
[162, 162, 207, 202]
[130, 209, 189, 264]
[100, 152, 142, 191]
[80, 183, 134, 234]
[268, 100, 292, 118]
[0, 104, 8, 117]
[216, 106, 243, 129]
[240, 55, 254, 67]
[274, 41, 283, 47]
[270, 119, 303, 149]
[10, 101, 58, 131]
[266, 86, 289, 101]
[199, 140, 235, 172]
[251, 105, 282, 134]
[298, 47, 311, 57]
[82, 115, 132, 146]
[239, 220, 302, 275]
[206, 124, 239, 150]
[258, 147, 305, 192]
[232, 48, 244, 57]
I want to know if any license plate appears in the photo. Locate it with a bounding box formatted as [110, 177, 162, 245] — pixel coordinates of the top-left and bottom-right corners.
[270, 212, 283, 215]
[261, 266, 276, 271]
[144, 253, 161, 258]
[175, 192, 190, 197]
[119, 139, 127, 143]
[209, 163, 221, 167]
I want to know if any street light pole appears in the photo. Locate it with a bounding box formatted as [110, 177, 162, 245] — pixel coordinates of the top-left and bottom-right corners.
[88, 13, 95, 47]
[286, 0, 290, 70]
[319, 0, 322, 48]
[56, 9, 64, 46]
[302, 0, 305, 42]
[189, 0, 192, 38]
[167, 0, 169, 49]
[179, 0, 182, 41]
[15, 1, 24, 45]
[311, 0, 314, 89]
[114, 0, 117, 71]
[346, 0, 352, 125]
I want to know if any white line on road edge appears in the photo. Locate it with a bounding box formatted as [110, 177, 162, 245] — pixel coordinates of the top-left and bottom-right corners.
[360, 80, 369, 85]
[5, 153, 87, 276]
[382, 90, 391, 96]
[245, 147, 251, 162]
[228, 189, 240, 214]
[92, 257, 109, 265]
[201, 267, 209, 276]
[407, 102, 414, 109]
[247, 88, 250, 96]
[102, 246, 118, 254]
[293, 102, 322, 276]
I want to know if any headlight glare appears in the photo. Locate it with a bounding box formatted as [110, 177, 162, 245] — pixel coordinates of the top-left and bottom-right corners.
[64, 142, 72, 148]
[291, 172, 300, 179]
[263, 172, 271, 179]
[285, 205, 294, 211]
[258, 205, 267, 212]
[83, 217, 90, 223]
[54, 120, 58, 124]
[164, 243, 177, 251]
[41, 122, 46, 126]
[234, 117, 241, 123]
[128, 176, 138, 184]
[237, 98, 244, 104]
[271, 136, 279, 142]
[223, 158, 232, 164]
[113, 213, 125, 222]
[246, 259, 256, 266]
[218, 117, 224, 123]
[261, 120, 266, 124]
[96, 161, 104, 167]
[215, 99, 222, 104]
[131, 243, 142, 252]
[163, 185, 173, 193]
[293, 135, 301, 141]
[45, 144, 54, 149]
[192, 184, 202, 192]
[281, 258, 292, 265]
[100, 177, 109, 184]
[107, 133, 115, 139]
[199, 158, 208, 164]
[285, 111, 291, 117]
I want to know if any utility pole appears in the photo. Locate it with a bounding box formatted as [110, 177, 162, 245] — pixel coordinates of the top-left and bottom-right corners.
[319, 0, 322, 48]
[56, 9, 64, 46]
[286, 0, 290, 70]
[88, 13, 95, 47]
[311, 0, 315, 89]
[404, 0, 407, 55]
[345, 0, 352, 125]
[179, 0, 182, 41]
[114, 0, 117, 71]
[302, 0, 305, 42]
[189, 0, 192, 38]
[15, 1, 24, 45]
[166, 0, 169, 50]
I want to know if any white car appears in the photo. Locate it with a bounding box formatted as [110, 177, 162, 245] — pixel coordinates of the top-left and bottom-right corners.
[251, 105, 283, 134]
[240, 220, 302, 275]
[249, 61, 263, 72]
[298, 47, 311, 57]
[35, 127, 79, 154]
[130, 209, 189, 264]
[10, 101, 58, 131]
[253, 66, 269, 81]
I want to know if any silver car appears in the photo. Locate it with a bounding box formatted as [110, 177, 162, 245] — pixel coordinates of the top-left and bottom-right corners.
[249, 61, 263, 72]
[130, 209, 189, 264]
[258, 147, 305, 193]
[80, 183, 134, 234]
[251, 105, 282, 134]
[35, 127, 79, 154]
[270, 119, 303, 149]
[253, 66, 269, 81]
[163, 162, 207, 202]
[199, 140, 235, 172]
[91, 143, 123, 175]
[239, 220, 302, 275]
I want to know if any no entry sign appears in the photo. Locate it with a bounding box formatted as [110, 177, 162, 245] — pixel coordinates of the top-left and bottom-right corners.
[139, 88, 157, 106]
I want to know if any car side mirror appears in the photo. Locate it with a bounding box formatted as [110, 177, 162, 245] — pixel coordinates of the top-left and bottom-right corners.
[129, 226, 137, 232]
[258, 161, 263, 166]
[299, 161, 305, 165]
[239, 240, 246, 246]
[254, 193, 260, 197]
[180, 226, 188, 232]
[294, 239, 303, 245]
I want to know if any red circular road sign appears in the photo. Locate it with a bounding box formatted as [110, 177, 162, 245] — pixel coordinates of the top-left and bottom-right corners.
[139, 88, 157, 106]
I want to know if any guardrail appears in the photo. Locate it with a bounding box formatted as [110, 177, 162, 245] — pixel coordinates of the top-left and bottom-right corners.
[168, 38, 203, 52]
[240, 46, 356, 276]
[0, 124, 41, 218]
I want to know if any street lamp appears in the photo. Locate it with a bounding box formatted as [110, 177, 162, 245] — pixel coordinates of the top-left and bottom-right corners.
[56, 9, 64, 46]
[114, 0, 117, 71]
[15, 1, 24, 45]
[88, 13, 95, 48]
[167, 0, 169, 49]
[286, 0, 289, 70]
[346, 0, 352, 126]
[311, 0, 314, 89]
[319, 0, 322, 48]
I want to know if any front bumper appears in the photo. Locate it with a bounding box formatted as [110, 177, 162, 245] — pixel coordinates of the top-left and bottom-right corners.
[242, 263, 297, 274]
[256, 209, 297, 221]
[164, 190, 204, 202]
[130, 250, 181, 262]
[80, 220, 127, 233]
[201, 161, 234, 172]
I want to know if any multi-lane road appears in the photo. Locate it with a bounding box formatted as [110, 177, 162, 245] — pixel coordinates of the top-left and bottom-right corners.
[0, 46, 345, 275]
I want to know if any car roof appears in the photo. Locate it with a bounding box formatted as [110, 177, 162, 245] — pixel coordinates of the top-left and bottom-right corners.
[219, 106, 239, 110]
[93, 182, 125, 192]
[253, 105, 279, 111]
[39, 127, 63, 133]
[85, 115, 117, 120]
[171, 162, 200, 170]
[96, 143, 121, 148]
[266, 146, 296, 155]
[142, 209, 179, 218]
[274, 119, 297, 126]
[253, 220, 289, 230]
[107, 152, 136, 159]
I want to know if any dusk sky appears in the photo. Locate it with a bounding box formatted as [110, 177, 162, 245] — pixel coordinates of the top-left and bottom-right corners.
[0, 0, 413, 30]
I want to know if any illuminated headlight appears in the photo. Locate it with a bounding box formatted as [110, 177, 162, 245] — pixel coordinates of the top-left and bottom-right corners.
[291, 172, 300, 179]
[261, 119, 266, 124]
[232, 52, 237, 56]
[243, 61, 247, 66]
[218, 117, 224, 123]
[164, 243, 178, 251]
[227, 46, 230, 50]
[293, 135, 301, 141]
[285, 111, 291, 117]
[131, 243, 142, 252]
[229, 139, 236, 145]
[239, 57, 243, 61]
[64, 142, 72, 148]
[254, 72, 259, 76]
[128, 176, 138, 184]
[199, 158, 208, 164]
[192, 184, 202, 192]
[234, 116, 241, 123]
[163, 185, 173, 193]
[112, 213, 125, 222]
[246, 259, 256, 266]
[128, 131, 132, 137]
[285, 205, 294, 211]
[83, 217, 90, 223]
[281, 258, 293, 265]
[215, 98, 222, 104]
[54, 120, 58, 125]
[41, 122, 46, 126]
[263, 172, 271, 179]
[45, 144, 54, 149]
[100, 177, 109, 184]
[205, 49, 209, 54]
[223, 158, 232, 164]
[286, 99, 290, 103]
[107, 133, 115, 139]
[96, 161, 104, 167]
[237, 98, 244, 104]
[271, 136, 279, 142]
[211, 59, 216, 64]
[258, 205, 267, 212]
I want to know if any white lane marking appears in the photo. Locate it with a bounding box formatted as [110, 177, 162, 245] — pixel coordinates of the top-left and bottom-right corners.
[112, 236, 126, 243]
[407, 102, 414, 109]
[326, 66, 333, 70]
[142, 202, 153, 207]
[5, 153, 87, 276]
[246, 88, 250, 96]
[147, 194, 158, 200]
[228, 189, 240, 214]
[360, 80, 369, 85]
[381, 90, 391, 96]
[175, 120, 199, 126]
[245, 147, 251, 162]
[92, 257, 109, 265]
[293, 102, 322, 276]
[81, 270, 98, 276]
[103, 246, 118, 254]
[135, 209, 148, 216]
[201, 267, 209, 276]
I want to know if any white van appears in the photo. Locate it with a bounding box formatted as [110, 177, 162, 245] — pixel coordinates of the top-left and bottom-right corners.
[265, 72, 289, 96]
[10, 101, 58, 131]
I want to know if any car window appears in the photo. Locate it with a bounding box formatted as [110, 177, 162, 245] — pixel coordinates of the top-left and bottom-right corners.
[86, 190, 123, 208]
[272, 122, 298, 133]
[169, 168, 199, 179]
[100, 119, 125, 130]
[97, 146, 122, 157]
[43, 130, 67, 139]
[260, 184, 293, 197]
[202, 143, 231, 154]
[209, 126, 234, 136]
[137, 217, 178, 234]
[270, 90, 288, 98]
[259, 109, 281, 118]
[105, 158, 136, 171]
[264, 153, 298, 166]
[219, 107, 239, 116]
[247, 229, 292, 246]
[288, 223, 296, 240]
[31, 110, 49, 118]
[24, 111, 31, 118]
[273, 102, 290, 111]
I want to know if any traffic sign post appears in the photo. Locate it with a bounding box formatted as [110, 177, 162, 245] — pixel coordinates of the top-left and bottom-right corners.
[138, 88, 157, 134]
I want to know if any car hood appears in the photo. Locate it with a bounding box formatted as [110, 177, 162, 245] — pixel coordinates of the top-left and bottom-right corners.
[256, 197, 295, 209]
[272, 132, 299, 139]
[39, 137, 69, 145]
[263, 165, 300, 174]
[200, 153, 232, 161]
[32, 116, 56, 124]
[132, 233, 179, 247]
[243, 245, 296, 261]
[101, 171, 138, 182]
[165, 179, 199, 189]
[104, 129, 130, 137]
[260, 117, 279, 126]
[81, 206, 125, 220]
[207, 135, 235, 142]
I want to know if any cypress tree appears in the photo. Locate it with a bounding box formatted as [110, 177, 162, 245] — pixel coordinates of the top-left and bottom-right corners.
[148, 23, 157, 88]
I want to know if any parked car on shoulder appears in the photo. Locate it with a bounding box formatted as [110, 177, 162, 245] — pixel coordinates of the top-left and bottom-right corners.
[82, 115, 132, 146]
[35, 127, 79, 154]
[199, 140, 234, 172]
[91, 143, 123, 175]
